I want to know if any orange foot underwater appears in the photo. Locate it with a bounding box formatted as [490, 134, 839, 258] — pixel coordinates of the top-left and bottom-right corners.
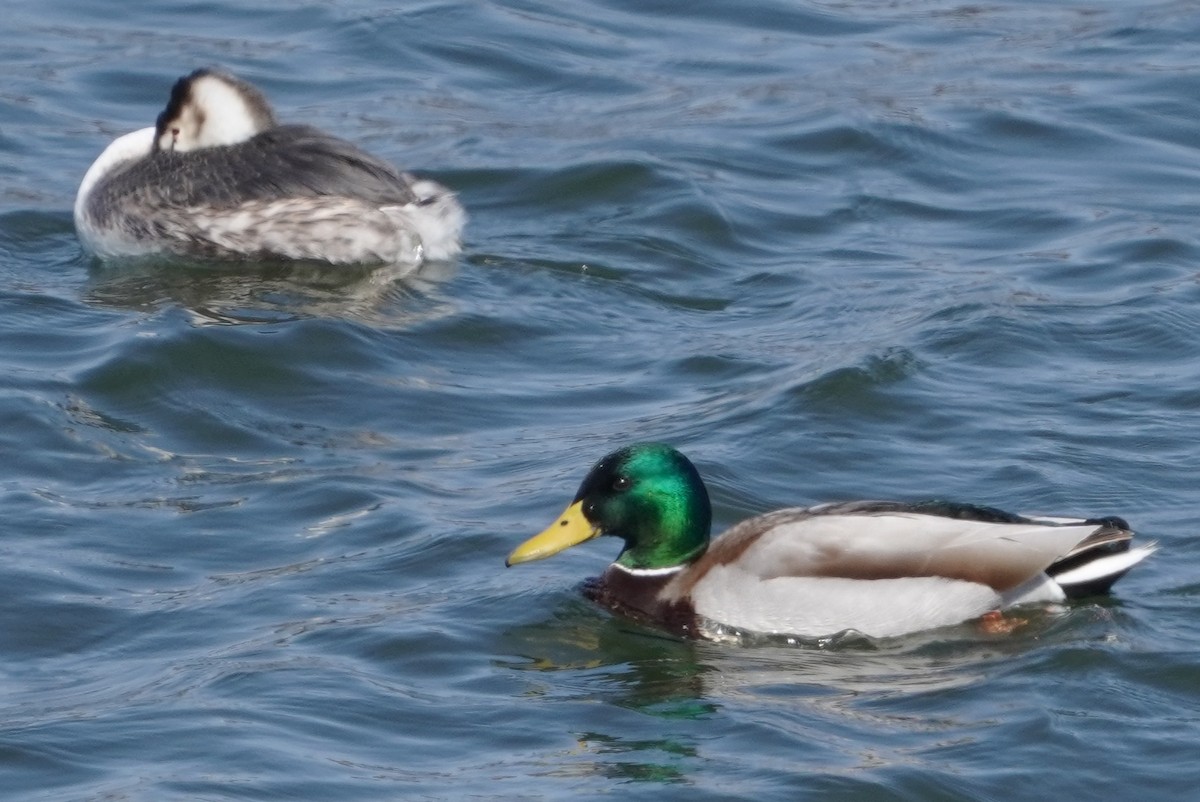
[977, 610, 1029, 636]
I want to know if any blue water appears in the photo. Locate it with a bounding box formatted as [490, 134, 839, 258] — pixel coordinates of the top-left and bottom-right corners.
[2, 0, 1199, 798]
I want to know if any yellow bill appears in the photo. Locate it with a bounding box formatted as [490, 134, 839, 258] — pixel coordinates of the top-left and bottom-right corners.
[506, 501, 600, 566]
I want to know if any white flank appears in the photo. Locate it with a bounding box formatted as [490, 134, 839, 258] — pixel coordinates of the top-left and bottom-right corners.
[691, 568, 1001, 639]
[1000, 573, 1067, 607]
[74, 127, 156, 256]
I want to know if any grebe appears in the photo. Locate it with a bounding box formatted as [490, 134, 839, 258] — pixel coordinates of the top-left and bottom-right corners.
[75, 69, 464, 266]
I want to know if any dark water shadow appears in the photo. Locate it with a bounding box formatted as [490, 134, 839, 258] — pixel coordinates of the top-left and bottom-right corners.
[498, 593, 1135, 714]
[498, 599, 718, 717]
[492, 592, 1142, 784]
[494, 599, 716, 784]
[80, 253, 459, 327]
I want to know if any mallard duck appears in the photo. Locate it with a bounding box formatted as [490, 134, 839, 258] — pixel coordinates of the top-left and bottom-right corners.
[506, 443, 1156, 640]
[75, 68, 464, 266]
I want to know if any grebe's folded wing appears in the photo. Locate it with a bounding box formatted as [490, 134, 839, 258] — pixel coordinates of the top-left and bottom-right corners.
[233, 125, 420, 205]
[91, 124, 420, 216]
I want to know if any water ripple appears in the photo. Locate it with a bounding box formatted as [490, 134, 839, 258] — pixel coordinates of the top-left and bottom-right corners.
[1, 0, 1197, 799]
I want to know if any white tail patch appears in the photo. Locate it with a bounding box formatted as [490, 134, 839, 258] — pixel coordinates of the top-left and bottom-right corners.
[386, 180, 466, 262]
[1052, 544, 1158, 588]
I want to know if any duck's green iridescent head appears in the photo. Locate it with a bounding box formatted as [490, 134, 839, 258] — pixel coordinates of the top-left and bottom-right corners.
[506, 443, 713, 570]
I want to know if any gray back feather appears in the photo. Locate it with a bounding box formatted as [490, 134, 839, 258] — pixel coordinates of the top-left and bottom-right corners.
[86, 124, 418, 227]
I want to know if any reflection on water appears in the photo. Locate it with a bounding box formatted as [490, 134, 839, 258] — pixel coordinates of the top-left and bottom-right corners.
[557, 731, 697, 784]
[497, 595, 1128, 783]
[499, 599, 715, 713]
[83, 256, 459, 327]
[505, 595, 1097, 696]
[497, 601, 715, 783]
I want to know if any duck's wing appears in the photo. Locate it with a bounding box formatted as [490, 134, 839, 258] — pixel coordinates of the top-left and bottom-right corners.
[854, 502, 1155, 597]
[689, 502, 1117, 593]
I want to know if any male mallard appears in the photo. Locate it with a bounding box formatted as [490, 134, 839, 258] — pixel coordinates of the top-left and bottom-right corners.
[506, 443, 1156, 640]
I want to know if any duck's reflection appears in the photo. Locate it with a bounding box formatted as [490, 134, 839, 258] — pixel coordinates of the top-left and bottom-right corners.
[498, 595, 1123, 783]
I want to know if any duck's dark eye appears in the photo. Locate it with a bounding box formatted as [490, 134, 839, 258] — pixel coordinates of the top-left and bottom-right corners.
[612, 475, 632, 492]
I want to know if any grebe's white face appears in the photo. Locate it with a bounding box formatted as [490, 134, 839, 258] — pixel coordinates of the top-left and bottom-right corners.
[156, 98, 203, 152]
[155, 73, 274, 153]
